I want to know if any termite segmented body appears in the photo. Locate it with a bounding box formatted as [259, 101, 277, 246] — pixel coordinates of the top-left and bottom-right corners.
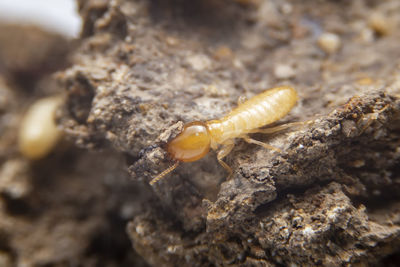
[206, 86, 297, 146]
[150, 86, 299, 185]
[19, 96, 63, 160]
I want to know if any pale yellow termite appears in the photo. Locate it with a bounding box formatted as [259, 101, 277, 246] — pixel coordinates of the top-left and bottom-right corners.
[18, 96, 63, 160]
[150, 86, 302, 185]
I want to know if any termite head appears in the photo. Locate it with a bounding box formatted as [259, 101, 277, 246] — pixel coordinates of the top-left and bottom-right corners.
[167, 121, 211, 162]
[149, 121, 211, 186]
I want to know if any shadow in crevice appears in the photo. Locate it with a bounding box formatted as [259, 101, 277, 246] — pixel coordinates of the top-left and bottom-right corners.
[86, 210, 148, 267]
[381, 250, 400, 267]
[254, 179, 333, 216]
[148, 0, 249, 44]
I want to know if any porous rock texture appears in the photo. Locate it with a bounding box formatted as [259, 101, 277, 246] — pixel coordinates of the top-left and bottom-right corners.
[1, 0, 400, 266]
[59, 0, 400, 266]
[0, 25, 145, 266]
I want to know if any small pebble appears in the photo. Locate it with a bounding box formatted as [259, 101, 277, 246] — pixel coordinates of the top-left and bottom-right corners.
[274, 64, 295, 79]
[368, 13, 391, 36]
[280, 3, 293, 15]
[317, 32, 341, 54]
[165, 36, 179, 46]
[356, 77, 374, 85]
[213, 46, 233, 60]
[359, 28, 375, 43]
[0, 252, 12, 267]
[0, 159, 31, 198]
[186, 54, 211, 71]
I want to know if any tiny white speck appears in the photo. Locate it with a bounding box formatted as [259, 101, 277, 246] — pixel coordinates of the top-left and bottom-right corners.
[303, 226, 314, 236]
[167, 245, 177, 253]
[327, 206, 344, 220]
[93, 109, 101, 116]
[135, 225, 145, 236]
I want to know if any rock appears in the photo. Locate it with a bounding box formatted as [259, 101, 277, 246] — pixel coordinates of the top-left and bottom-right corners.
[2, 0, 400, 266]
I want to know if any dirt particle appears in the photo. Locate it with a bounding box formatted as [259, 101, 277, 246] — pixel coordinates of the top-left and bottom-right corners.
[186, 54, 212, 71]
[368, 13, 392, 36]
[274, 64, 296, 79]
[317, 32, 341, 54]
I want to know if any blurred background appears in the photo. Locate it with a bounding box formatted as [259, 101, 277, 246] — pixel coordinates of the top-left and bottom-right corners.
[0, 0, 81, 37]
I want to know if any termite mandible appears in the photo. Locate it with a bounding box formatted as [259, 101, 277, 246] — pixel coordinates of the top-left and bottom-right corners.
[150, 86, 305, 185]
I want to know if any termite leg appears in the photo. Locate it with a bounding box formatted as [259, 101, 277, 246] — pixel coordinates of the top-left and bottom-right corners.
[149, 161, 180, 186]
[249, 120, 314, 134]
[241, 134, 282, 153]
[216, 142, 235, 178]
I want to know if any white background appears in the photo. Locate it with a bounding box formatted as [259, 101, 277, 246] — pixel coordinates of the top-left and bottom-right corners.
[0, 0, 81, 37]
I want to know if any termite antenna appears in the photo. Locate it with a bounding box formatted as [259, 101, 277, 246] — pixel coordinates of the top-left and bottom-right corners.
[149, 161, 180, 186]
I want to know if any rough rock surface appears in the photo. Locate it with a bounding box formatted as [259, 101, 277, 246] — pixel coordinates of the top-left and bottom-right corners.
[1, 0, 400, 266]
[58, 0, 400, 266]
[0, 25, 145, 266]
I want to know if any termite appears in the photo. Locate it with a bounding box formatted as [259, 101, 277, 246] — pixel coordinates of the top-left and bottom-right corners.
[150, 86, 304, 185]
[19, 96, 63, 160]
